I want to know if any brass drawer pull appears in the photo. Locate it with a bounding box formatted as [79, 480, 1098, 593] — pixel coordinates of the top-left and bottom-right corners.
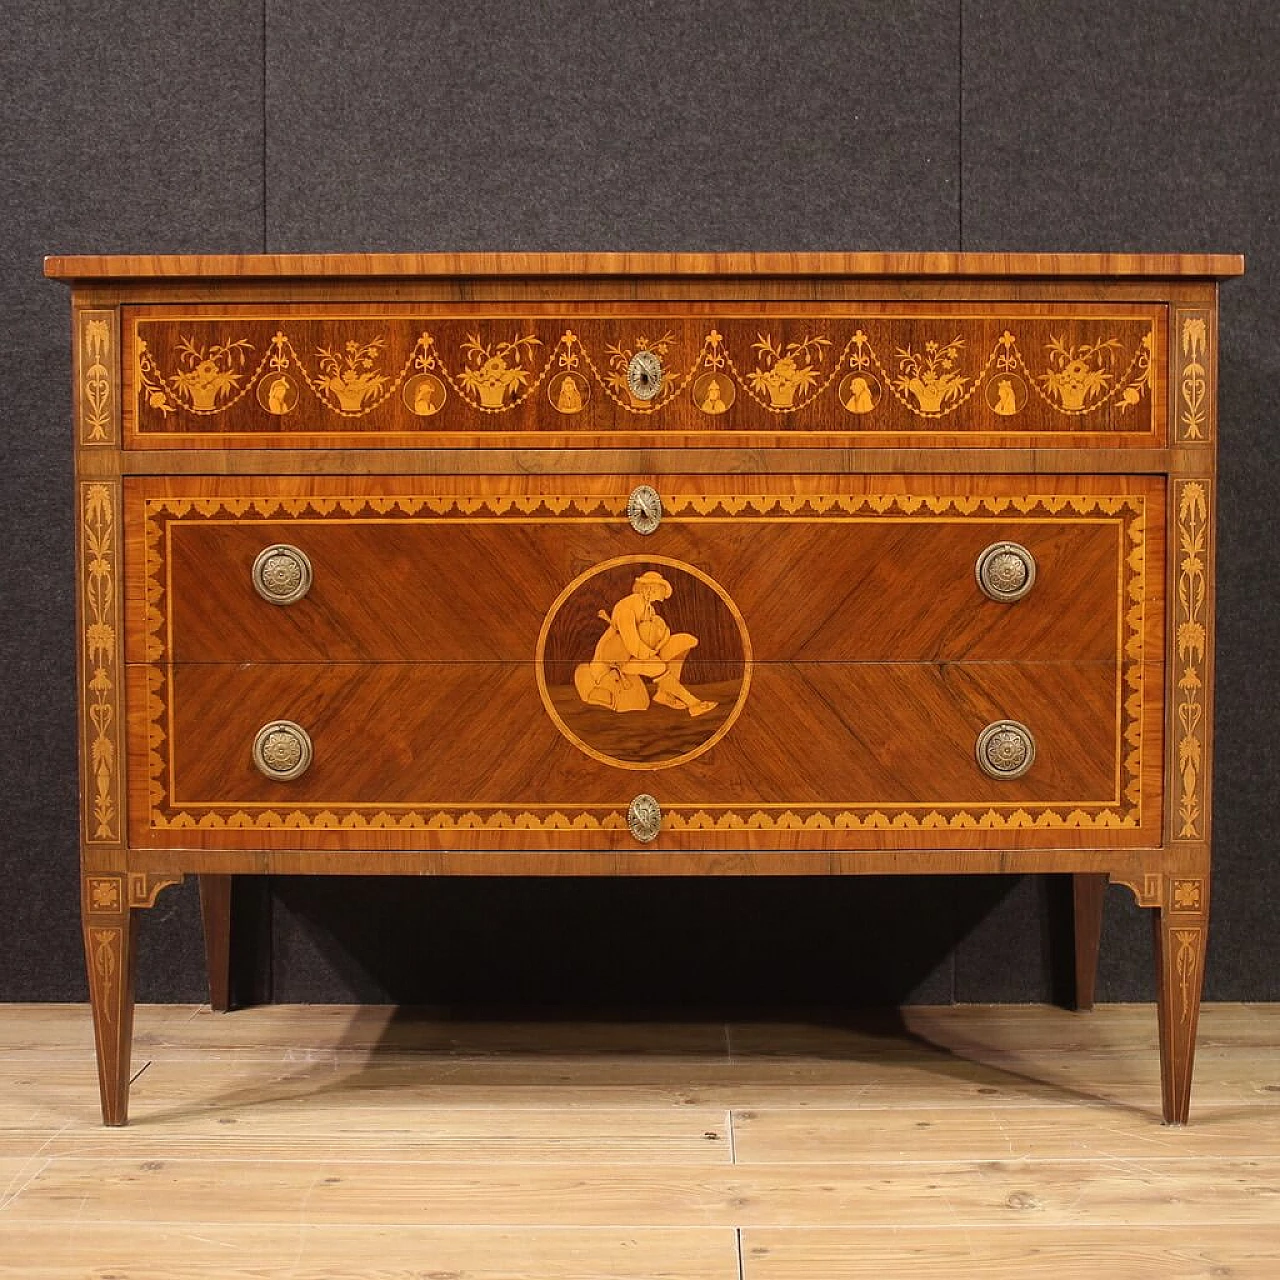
[627, 794, 662, 842]
[252, 720, 313, 781]
[252, 544, 313, 605]
[626, 350, 664, 401]
[976, 720, 1036, 780]
[975, 541, 1036, 602]
[627, 485, 663, 535]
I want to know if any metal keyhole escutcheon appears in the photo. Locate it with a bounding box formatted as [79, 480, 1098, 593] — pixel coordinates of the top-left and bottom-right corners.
[627, 794, 663, 842]
[627, 485, 663, 535]
[626, 350, 664, 401]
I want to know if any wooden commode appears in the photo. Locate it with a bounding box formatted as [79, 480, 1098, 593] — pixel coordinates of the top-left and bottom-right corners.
[46, 252, 1242, 1125]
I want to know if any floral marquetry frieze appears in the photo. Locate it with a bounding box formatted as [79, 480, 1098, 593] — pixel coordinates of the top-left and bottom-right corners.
[129, 313, 1161, 438]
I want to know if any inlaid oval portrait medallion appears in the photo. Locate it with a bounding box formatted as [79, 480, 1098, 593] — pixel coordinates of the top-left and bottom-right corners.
[536, 555, 752, 770]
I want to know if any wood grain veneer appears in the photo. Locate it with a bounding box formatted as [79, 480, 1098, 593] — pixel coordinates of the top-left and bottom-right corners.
[45, 250, 1245, 280]
[50, 251, 1237, 1127]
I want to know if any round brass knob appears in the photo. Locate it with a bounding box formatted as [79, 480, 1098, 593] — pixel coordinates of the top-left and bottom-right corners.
[975, 720, 1036, 780]
[975, 541, 1036, 602]
[252, 720, 313, 781]
[627, 485, 663, 535]
[626, 350, 664, 401]
[627, 794, 662, 842]
[252, 544, 312, 605]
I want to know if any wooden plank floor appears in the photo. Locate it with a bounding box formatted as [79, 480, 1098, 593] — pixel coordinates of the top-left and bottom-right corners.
[1, 1003, 1278, 1278]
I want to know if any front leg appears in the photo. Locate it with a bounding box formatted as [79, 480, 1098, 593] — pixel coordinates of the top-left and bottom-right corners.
[1154, 870, 1210, 1125]
[82, 873, 138, 1126]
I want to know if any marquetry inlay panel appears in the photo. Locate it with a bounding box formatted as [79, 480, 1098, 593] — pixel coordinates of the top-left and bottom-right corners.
[126, 476, 1160, 848]
[126, 307, 1164, 444]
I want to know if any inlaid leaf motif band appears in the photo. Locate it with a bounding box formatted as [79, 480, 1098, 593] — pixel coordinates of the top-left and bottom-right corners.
[82, 482, 121, 842]
[1176, 311, 1211, 442]
[80, 311, 114, 444]
[1175, 480, 1211, 839]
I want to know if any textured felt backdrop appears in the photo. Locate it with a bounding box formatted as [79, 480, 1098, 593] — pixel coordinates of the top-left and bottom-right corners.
[2, 0, 1274, 1007]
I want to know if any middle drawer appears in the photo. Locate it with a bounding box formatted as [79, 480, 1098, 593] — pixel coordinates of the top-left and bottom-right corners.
[129, 479, 1135, 667]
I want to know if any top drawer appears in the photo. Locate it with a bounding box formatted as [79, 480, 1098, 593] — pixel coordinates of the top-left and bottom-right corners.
[123, 301, 1166, 449]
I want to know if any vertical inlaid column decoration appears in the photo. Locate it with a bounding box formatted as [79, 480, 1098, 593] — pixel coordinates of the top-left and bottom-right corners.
[79, 480, 123, 845]
[1168, 309, 1217, 844]
[75, 305, 124, 848]
[1174, 310, 1212, 443]
[1173, 478, 1211, 841]
[76, 303, 134, 1124]
[77, 309, 119, 448]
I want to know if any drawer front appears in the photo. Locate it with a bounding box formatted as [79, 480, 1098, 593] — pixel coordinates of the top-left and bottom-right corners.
[124, 303, 1165, 449]
[137, 504, 1128, 667]
[124, 474, 1164, 851]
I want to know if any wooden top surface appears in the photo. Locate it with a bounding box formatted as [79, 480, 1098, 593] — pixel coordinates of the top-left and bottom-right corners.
[43, 250, 1245, 282]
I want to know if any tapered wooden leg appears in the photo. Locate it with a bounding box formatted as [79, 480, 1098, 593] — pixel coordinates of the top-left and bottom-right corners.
[1071, 873, 1108, 1010]
[1153, 873, 1210, 1125]
[82, 874, 138, 1126]
[199, 874, 234, 1012]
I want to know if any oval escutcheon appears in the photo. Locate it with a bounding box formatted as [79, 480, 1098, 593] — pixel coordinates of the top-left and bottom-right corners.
[627, 794, 663, 842]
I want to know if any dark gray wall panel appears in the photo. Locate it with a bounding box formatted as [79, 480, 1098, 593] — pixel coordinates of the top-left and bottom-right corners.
[960, 0, 1278, 1000]
[1, 0, 264, 1001]
[951, 877, 1072, 1006]
[265, 0, 959, 250]
[269, 876, 959, 1008]
[6, 1, 1271, 1010]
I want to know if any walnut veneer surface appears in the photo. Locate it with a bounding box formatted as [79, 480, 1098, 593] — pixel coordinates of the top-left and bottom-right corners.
[46, 251, 1242, 1126]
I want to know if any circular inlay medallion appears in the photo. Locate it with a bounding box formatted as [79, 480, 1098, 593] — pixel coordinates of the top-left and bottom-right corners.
[693, 371, 735, 415]
[838, 371, 882, 415]
[548, 371, 590, 414]
[536, 556, 752, 770]
[985, 372, 1028, 417]
[403, 372, 447, 416]
[257, 372, 298, 415]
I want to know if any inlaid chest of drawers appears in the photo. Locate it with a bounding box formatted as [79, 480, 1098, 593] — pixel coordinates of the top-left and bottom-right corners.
[46, 251, 1242, 1126]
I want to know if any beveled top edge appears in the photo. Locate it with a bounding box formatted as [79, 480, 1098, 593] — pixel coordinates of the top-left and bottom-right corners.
[43, 250, 1246, 282]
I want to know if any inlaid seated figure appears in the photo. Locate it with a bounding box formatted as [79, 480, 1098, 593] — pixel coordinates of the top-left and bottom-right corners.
[573, 570, 718, 717]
